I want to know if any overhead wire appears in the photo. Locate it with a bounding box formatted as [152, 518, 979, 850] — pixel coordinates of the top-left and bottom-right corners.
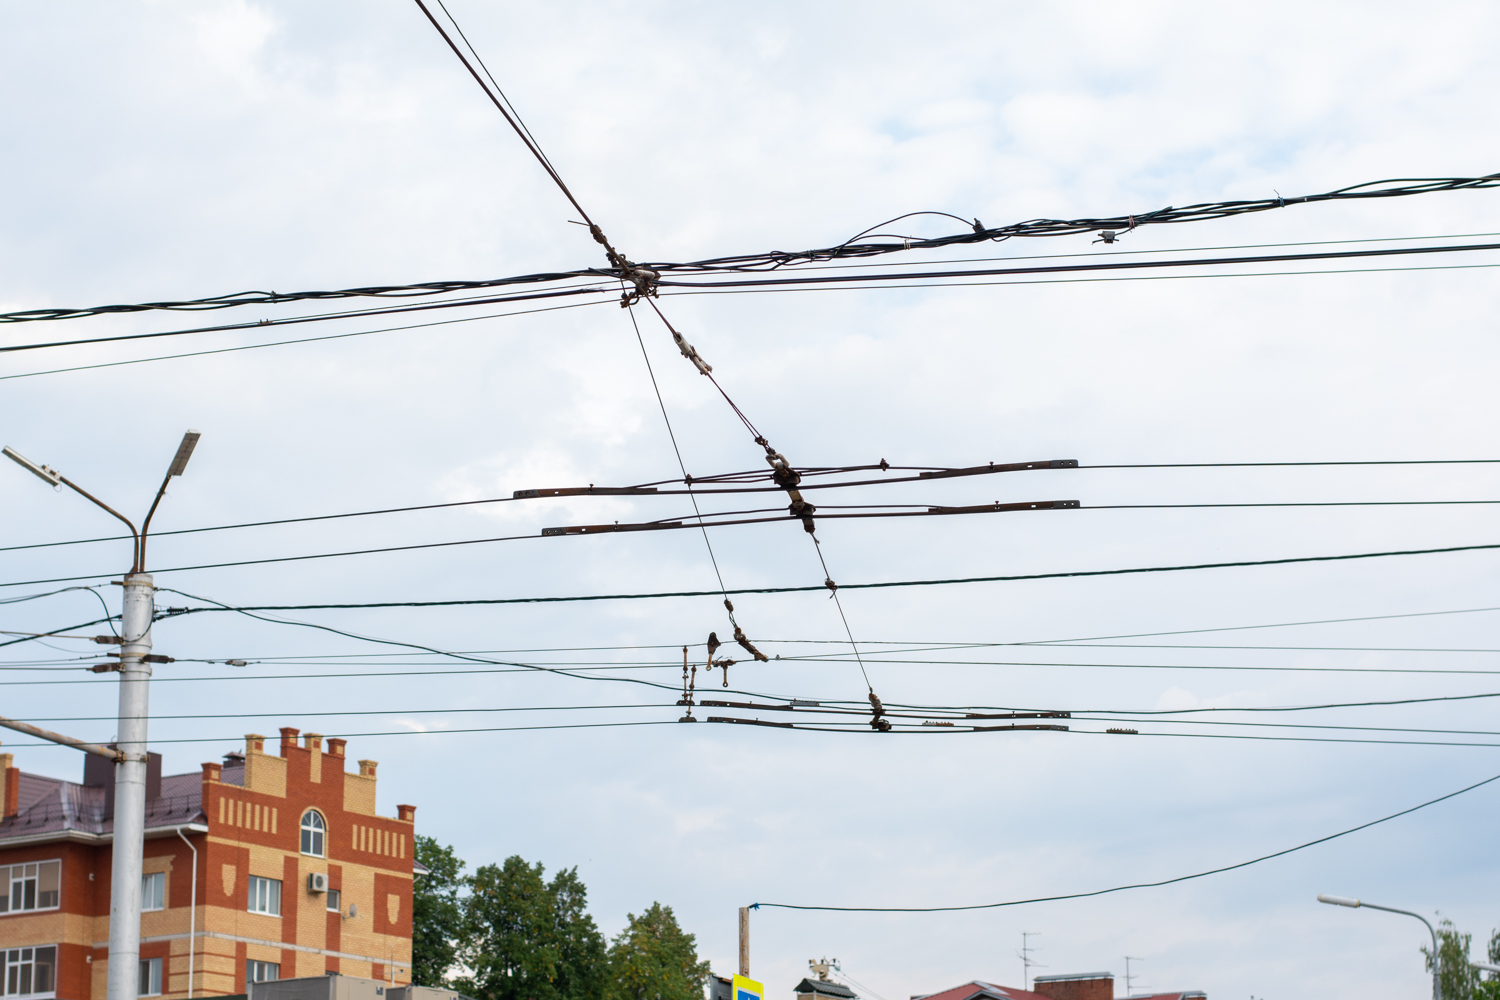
[6, 175, 1498, 325]
[0, 298, 609, 382]
[0, 282, 612, 355]
[6, 454, 1499, 555]
[749, 767, 1500, 912]
[7, 534, 1500, 593]
[5, 257, 1499, 380]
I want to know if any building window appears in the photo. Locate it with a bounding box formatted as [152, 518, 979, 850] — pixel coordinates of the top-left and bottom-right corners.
[326, 888, 342, 913]
[247, 876, 281, 916]
[0, 863, 61, 915]
[247, 960, 280, 983]
[141, 872, 165, 911]
[300, 809, 326, 857]
[138, 957, 162, 997]
[0, 946, 57, 997]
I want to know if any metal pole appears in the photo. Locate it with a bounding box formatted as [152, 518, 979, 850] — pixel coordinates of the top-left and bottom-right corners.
[738, 906, 749, 977]
[1318, 896, 1441, 1000]
[106, 572, 154, 1000]
[175, 826, 197, 1000]
[1352, 903, 1441, 1000]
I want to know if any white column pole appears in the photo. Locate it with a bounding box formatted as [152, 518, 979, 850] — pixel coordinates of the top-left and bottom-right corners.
[106, 572, 154, 1000]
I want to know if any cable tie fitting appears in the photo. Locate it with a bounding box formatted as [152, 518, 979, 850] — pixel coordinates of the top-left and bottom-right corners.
[823, 578, 837, 592]
[1094, 231, 1117, 244]
[671, 329, 713, 374]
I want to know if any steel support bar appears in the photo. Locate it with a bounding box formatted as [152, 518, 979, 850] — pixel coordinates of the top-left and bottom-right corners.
[0, 715, 124, 761]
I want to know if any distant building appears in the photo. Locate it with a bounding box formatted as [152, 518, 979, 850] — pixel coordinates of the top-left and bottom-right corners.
[0, 727, 416, 998]
[794, 976, 857, 1000]
[913, 972, 1205, 1000]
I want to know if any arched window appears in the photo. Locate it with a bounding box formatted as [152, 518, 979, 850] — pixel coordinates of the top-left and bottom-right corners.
[300, 810, 326, 857]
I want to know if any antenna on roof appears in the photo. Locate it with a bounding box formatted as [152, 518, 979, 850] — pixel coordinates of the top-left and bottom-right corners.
[1124, 956, 1145, 997]
[1020, 932, 1045, 992]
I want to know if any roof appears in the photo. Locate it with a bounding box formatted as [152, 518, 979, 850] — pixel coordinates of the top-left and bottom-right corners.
[795, 978, 858, 999]
[0, 769, 205, 845]
[911, 982, 1048, 1000]
[913, 980, 1203, 1000]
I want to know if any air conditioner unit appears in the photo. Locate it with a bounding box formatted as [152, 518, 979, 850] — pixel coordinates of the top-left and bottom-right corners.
[308, 872, 328, 893]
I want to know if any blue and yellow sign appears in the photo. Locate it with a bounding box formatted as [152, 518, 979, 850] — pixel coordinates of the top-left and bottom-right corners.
[733, 975, 764, 1000]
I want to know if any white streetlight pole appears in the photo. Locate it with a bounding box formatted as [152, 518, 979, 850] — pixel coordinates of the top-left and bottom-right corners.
[1318, 894, 1441, 1000]
[4, 432, 200, 1000]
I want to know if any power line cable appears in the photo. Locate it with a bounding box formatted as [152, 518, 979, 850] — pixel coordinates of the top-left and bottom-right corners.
[8, 457, 1499, 555]
[666, 260, 1500, 300]
[7, 535, 1496, 594]
[5, 257, 1497, 380]
[0, 720, 677, 749]
[6, 175, 1497, 325]
[648, 240, 1500, 294]
[3, 255, 1495, 383]
[769, 655, 1500, 677]
[749, 767, 1500, 913]
[0, 283, 610, 354]
[0, 298, 607, 382]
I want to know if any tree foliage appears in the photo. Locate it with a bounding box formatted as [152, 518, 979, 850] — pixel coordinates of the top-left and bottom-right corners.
[1422, 917, 1500, 1000]
[413, 836, 467, 986]
[454, 856, 607, 1000]
[605, 902, 711, 1000]
[410, 841, 705, 1000]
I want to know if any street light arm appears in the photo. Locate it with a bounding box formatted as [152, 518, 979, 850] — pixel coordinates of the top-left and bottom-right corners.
[58, 475, 140, 572]
[1359, 902, 1441, 953]
[138, 468, 174, 571]
[1320, 895, 1441, 1000]
[139, 430, 199, 572]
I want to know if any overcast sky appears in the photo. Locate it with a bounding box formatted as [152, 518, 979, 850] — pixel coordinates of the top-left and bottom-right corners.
[4, 3, 1500, 998]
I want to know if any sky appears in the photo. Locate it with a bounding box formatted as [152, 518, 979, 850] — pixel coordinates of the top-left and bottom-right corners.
[3, 2, 1500, 998]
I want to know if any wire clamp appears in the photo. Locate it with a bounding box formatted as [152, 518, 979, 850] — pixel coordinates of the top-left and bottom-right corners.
[868, 691, 892, 732]
[671, 328, 713, 374]
[733, 626, 769, 662]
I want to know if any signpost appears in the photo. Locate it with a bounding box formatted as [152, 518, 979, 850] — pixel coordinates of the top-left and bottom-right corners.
[733, 975, 765, 1000]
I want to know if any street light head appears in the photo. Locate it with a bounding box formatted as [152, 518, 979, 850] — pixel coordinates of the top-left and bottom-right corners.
[167, 430, 201, 477]
[1318, 894, 1361, 908]
[3, 446, 62, 487]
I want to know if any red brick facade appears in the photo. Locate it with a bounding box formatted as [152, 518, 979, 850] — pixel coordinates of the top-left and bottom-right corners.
[0, 729, 415, 999]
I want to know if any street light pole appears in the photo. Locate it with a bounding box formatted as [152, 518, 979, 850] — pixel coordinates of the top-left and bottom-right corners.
[4, 432, 200, 1000]
[1318, 894, 1441, 1000]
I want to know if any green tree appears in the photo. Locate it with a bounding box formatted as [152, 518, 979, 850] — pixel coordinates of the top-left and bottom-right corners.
[1423, 918, 1481, 1000]
[1476, 929, 1500, 1000]
[413, 836, 468, 986]
[456, 856, 606, 1000]
[605, 902, 711, 1000]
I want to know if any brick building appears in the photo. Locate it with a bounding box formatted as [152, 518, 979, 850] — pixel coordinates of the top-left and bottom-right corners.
[0, 727, 416, 998]
[912, 972, 1204, 1000]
